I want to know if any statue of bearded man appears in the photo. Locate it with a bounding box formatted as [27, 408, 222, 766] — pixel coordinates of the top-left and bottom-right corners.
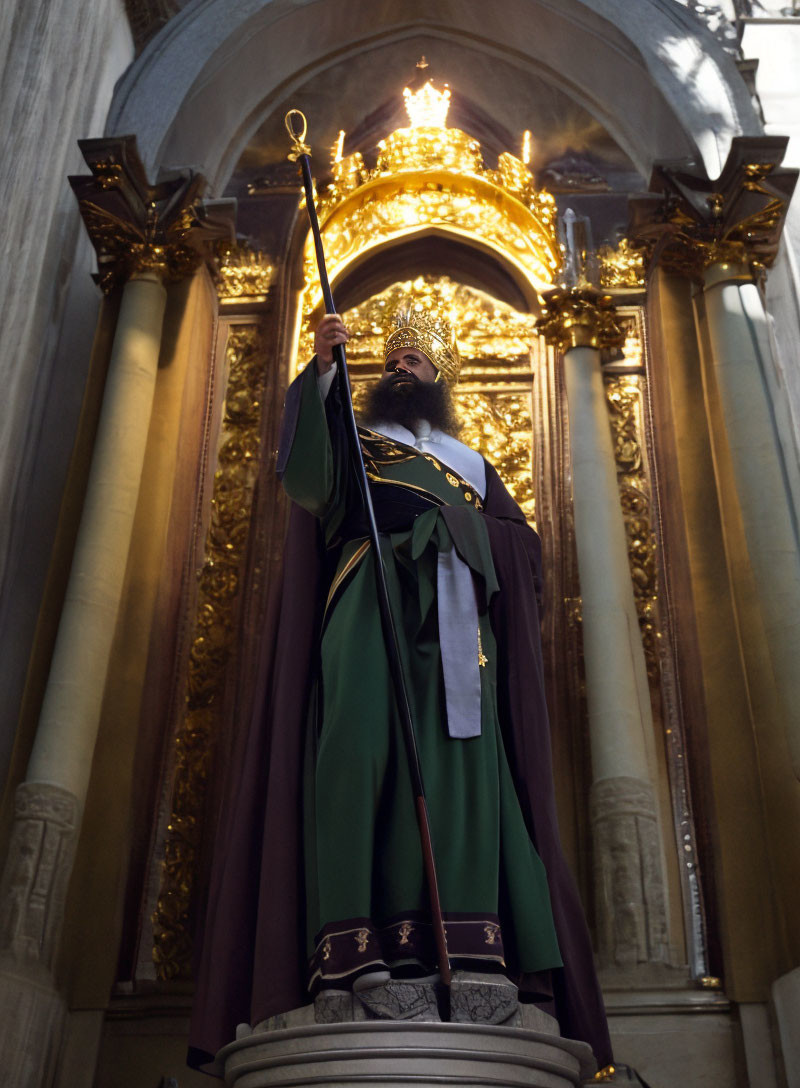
[188, 304, 612, 1074]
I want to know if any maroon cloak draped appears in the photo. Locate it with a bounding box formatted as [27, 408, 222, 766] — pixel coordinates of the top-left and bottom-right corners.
[188, 460, 612, 1072]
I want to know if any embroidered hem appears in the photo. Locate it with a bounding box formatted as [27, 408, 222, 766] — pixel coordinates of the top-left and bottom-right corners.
[309, 912, 506, 991]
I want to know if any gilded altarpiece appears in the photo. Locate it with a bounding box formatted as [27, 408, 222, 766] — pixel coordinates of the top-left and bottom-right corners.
[135, 265, 710, 988]
[130, 81, 710, 987]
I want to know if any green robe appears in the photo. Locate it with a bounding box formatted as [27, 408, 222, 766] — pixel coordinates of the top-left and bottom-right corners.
[280, 361, 561, 990]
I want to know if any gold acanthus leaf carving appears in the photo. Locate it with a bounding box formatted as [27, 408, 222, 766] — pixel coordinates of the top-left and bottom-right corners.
[217, 243, 275, 300]
[457, 392, 535, 524]
[627, 138, 798, 281]
[536, 288, 626, 353]
[152, 325, 265, 982]
[305, 185, 558, 323]
[605, 374, 661, 682]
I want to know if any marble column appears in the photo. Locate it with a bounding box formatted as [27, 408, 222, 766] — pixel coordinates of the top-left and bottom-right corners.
[701, 261, 800, 778]
[537, 289, 670, 971]
[0, 137, 231, 1088]
[629, 136, 800, 780]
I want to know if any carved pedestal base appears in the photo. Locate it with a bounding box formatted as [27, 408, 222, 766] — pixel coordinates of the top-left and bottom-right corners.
[219, 1014, 595, 1088]
[0, 781, 80, 1088]
[0, 956, 65, 1088]
[591, 775, 669, 971]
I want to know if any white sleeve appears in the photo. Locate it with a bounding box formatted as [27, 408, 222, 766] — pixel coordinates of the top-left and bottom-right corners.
[317, 361, 338, 400]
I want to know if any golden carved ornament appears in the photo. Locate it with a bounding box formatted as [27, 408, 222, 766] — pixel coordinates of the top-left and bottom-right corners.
[298, 274, 536, 377]
[152, 324, 265, 981]
[564, 597, 583, 629]
[216, 243, 275, 302]
[605, 372, 661, 682]
[536, 288, 626, 353]
[384, 306, 462, 385]
[301, 78, 558, 319]
[628, 136, 797, 281]
[458, 391, 535, 522]
[598, 238, 646, 289]
[70, 136, 233, 294]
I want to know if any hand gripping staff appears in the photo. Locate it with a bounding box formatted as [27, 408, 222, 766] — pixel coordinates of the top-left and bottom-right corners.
[285, 110, 452, 1006]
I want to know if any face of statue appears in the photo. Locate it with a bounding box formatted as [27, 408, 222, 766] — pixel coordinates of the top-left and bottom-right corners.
[383, 346, 438, 385]
[364, 346, 460, 436]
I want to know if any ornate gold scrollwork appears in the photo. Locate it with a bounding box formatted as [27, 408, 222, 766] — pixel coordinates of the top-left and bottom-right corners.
[300, 78, 559, 320]
[216, 243, 274, 302]
[598, 238, 646, 289]
[458, 392, 535, 522]
[152, 325, 266, 981]
[605, 373, 661, 682]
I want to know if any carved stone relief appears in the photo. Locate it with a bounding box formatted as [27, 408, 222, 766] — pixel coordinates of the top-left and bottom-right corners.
[0, 782, 80, 969]
[590, 775, 670, 968]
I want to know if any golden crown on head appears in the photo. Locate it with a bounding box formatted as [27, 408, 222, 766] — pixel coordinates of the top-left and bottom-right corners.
[383, 306, 462, 385]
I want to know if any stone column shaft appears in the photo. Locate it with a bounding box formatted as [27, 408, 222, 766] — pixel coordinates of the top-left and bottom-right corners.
[0, 272, 166, 1088]
[701, 261, 800, 779]
[0, 136, 231, 1088]
[27, 272, 166, 800]
[538, 286, 670, 971]
[562, 344, 669, 970]
[562, 345, 652, 784]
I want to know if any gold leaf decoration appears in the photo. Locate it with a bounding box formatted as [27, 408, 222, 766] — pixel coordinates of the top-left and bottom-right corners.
[598, 238, 646, 289]
[152, 325, 265, 981]
[457, 392, 535, 522]
[605, 370, 661, 682]
[217, 244, 274, 301]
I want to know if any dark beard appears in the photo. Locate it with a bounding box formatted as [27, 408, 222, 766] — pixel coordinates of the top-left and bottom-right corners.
[361, 373, 462, 437]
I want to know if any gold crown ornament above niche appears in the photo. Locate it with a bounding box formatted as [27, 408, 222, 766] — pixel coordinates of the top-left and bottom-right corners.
[297, 69, 560, 332]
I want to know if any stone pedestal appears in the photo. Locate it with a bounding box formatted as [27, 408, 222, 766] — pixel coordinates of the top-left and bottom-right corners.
[218, 1014, 595, 1087]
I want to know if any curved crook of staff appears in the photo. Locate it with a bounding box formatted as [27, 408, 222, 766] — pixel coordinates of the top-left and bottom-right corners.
[285, 108, 452, 1006]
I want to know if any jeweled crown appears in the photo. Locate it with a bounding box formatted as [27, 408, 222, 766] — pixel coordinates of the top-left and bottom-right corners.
[384, 306, 462, 385]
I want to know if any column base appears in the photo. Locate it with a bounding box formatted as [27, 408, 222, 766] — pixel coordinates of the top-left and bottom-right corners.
[0, 955, 66, 1088]
[217, 1014, 595, 1087]
[591, 776, 670, 968]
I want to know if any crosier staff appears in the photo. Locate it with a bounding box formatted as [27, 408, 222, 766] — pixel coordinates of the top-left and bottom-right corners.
[285, 109, 452, 1002]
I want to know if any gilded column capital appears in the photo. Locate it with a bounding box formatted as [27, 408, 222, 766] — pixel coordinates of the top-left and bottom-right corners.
[535, 287, 626, 353]
[69, 135, 235, 294]
[628, 136, 797, 283]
